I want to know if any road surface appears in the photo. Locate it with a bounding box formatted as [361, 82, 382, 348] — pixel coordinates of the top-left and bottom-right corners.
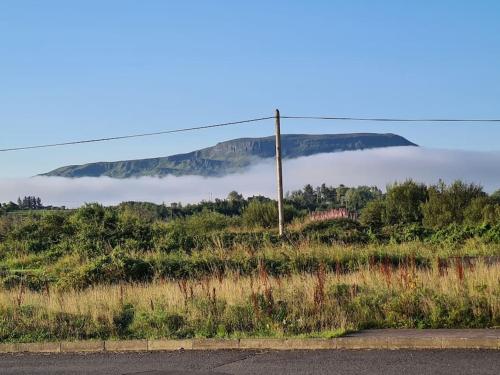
[0, 349, 499, 375]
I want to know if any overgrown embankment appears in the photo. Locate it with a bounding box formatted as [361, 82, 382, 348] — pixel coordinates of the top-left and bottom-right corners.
[1, 180, 500, 342]
[1, 262, 498, 342]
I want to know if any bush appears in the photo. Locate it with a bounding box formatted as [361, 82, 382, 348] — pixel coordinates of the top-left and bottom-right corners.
[242, 201, 278, 229]
[59, 250, 154, 289]
[1, 272, 52, 292]
[300, 219, 368, 244]
[422, 181, 486, 229]
[8, 212, 73, 253]
[428, 224, 476, 245]
[381, 224, 431, 243]
[132, 310, 190, 338]
[69, 204, 119, 257]
[184, 210, 232, 233]
[482, 224, 500, 243]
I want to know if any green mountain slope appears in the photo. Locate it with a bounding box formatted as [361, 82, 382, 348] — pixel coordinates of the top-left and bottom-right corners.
[41, 133, 416, 178]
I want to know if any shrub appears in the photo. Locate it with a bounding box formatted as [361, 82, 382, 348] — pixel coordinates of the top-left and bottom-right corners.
[242, 201, 278, 229]
[428, 224, 476, 245]
[422, 181, 486, 229]
[301, 219, 368, 244]
[1, 272, 52, 292]
[59, 250, 154, 289]
[382, 224, 431, 243]
[69, 203, 119, 257]
[132, 310, 190, 339]
[8, 212, 73, 253]
[184, 210, 232, 233]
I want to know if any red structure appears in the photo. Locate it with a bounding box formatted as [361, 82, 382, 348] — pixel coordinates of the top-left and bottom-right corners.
[309, 208, 358, 222]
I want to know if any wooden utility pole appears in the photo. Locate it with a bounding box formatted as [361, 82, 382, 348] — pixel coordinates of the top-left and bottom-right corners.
[275, 109, 285, 236]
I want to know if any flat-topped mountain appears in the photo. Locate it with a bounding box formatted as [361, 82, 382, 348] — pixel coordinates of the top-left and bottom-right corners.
[41, 133, 416, 178]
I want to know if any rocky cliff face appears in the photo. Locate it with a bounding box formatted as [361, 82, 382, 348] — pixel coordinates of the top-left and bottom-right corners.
[41, 133, 416, 178]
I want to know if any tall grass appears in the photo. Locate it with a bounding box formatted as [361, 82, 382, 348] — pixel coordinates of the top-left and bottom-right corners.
[1, 260, 498, 342]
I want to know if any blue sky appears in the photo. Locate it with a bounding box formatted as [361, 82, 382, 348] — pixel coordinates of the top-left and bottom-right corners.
[1, 0, 500, 177]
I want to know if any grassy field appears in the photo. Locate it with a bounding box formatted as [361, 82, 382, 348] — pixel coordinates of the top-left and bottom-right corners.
[1, 189, 500, 343]
[1, 256, 498, 342]
[2, 239, 499, 290]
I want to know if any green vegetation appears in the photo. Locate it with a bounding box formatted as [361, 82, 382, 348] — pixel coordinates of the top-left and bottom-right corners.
[1, 263, 497, 342]
[0, 179, 499, 342]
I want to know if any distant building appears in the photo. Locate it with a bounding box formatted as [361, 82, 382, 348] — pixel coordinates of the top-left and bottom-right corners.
[309, 208, 358, 222]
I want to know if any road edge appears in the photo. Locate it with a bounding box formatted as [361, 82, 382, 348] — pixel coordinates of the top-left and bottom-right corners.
[0, 336, 499, 353]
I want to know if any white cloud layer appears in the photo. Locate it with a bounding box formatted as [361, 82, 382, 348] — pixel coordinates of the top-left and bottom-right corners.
[1, 147, 499, 207]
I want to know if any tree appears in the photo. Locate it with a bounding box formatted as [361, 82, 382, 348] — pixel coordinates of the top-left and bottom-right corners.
[463, 197, 490, 226]
[463, 196, 500, 226]
[383, 180, 428, 225]
[336, 185, 349, 207]
[16, 196, 43, 210]
[302, 184, 317, 211]
[227, 191, 243, 203]
[344, 186, 382, 213]
[319, 183, 336, 208]
[422, 180, 486, 229]
[287, 185, 318, 211]
[360, 200, 386, 229]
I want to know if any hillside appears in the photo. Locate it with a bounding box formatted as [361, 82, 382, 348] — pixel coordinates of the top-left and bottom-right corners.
[41, 133, 416, 178]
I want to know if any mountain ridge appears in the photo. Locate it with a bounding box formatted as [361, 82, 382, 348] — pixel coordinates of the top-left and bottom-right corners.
[41, 133, 417, 178]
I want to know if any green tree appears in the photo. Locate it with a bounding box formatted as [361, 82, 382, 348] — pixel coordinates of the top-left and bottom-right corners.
[359, 200, 386, 229]
[463, 196, 500, 226]
[344, 186, 382, 212]
[422, 180, 486, 229]
[383, 180, 428, 225]
[319, 183, 337, 208]
[227, 191, 243, 203]
[463, 197, 490, 226]
[336, 185, 349, 207]
[302, 184, 317, 211]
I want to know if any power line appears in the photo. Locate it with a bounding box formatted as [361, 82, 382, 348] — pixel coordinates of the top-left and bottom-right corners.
[282, 115, 500, 122]
[2, 113, 500, 152]
[0, 116, 273, 152]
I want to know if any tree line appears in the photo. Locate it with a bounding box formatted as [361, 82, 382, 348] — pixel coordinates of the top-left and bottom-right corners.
[360, 180, 500, 230]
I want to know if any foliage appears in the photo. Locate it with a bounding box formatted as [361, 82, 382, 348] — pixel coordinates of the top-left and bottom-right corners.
[300, 219, 368, 244]
[359, 200, 385, 230]
[242, 201, 278, 229]
[286, 184, 381, 213]
[16, 196, 44, 210]
[1, 181, 499, 342]
[0, 263, 498, 342]
[383, 180, 428, 225]
[422, 181, 486, 229]
[0, 180, 500, 291]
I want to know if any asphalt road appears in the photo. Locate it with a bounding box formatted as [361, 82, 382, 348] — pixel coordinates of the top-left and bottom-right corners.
[1, 350, 499, 375]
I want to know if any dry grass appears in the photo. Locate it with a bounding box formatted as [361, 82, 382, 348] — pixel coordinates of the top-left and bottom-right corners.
[2, 260, 498, 325]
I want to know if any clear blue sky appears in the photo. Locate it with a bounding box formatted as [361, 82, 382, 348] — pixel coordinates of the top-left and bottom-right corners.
[1, 0, 499, 177]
